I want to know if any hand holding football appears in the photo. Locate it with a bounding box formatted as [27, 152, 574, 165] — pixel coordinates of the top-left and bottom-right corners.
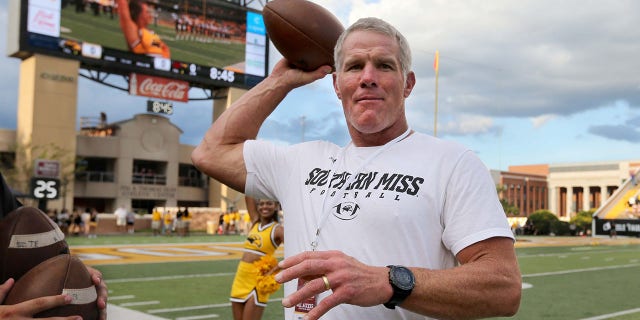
[263, 0, 344, 71]
[4, 254, 99, 320]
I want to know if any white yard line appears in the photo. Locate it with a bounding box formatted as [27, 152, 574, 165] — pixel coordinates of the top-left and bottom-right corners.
[148, 303, 229, 314]
[108, 304, 169, 320]
[107, 263, 639, 283]
[522, 263, 640, 278]
[176, 315, 220, 320]
[107, 272, 235, 283]
[72, 242, 245, 249]
[579, 307, 640, 320]
[119, 301, 160, 307]
[108, 295, 136, 300]
[147, 298, 282, 314]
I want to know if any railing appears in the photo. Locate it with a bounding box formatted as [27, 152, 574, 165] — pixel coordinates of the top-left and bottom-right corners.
[76, 172, 207, 187]
[178, 176, 208, 188]
[75, 171, 115, 182]
[132, 173, 167, 185]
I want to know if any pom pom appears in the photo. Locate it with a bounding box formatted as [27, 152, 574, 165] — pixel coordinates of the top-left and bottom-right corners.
[253, 255, 281, 295]
[256, 274, 281, 295]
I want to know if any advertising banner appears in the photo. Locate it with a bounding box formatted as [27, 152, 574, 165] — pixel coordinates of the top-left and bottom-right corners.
[129, 73, 189, 102]
[594, 218, 640, 237]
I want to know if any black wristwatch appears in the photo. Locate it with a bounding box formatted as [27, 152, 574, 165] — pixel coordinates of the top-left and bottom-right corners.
[384, 265, 415, 309]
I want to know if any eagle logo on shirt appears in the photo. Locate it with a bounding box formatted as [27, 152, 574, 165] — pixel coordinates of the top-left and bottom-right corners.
[333, 202, 360, 220]
[247, 234, 263, 248]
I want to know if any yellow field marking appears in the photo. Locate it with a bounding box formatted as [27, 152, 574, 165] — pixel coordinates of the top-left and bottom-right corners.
[75, 237, 638, 266]
[71, 243, 284, 266]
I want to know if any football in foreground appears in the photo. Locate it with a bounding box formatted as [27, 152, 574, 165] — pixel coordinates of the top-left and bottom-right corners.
[263, 0, 344, 71]
[0, 206, 68, 283]
[4, 254, 98, 320]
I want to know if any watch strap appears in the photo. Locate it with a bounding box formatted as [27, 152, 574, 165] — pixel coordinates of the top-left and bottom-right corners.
[383, 265, 415, 309]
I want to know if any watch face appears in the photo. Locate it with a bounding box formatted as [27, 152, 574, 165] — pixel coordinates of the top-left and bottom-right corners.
[392, 266, 415, 291]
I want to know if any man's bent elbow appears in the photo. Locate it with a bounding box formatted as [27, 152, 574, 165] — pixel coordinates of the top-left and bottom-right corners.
[191, 146, 210, 174]
[498, 281, 522, 317]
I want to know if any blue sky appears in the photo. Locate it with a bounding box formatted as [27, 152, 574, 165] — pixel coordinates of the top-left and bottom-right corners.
[1, 0, 639, 171]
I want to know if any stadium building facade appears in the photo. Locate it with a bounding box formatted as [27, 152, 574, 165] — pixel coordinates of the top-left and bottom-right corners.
[0, 113, 222, 214]
[1, 114, 638, 219]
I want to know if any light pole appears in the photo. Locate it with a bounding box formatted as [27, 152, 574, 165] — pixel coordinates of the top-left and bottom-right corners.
[300, 115, 306, 142]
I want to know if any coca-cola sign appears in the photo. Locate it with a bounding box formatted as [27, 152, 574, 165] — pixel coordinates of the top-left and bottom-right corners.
[27, 0, 61, 37]
[129, 73, 189, 102]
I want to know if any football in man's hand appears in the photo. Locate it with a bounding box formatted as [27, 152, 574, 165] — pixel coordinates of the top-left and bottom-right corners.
[4, 254, 99, 320]
[0, 206, 68, 283]
[263, 0, 344, 71]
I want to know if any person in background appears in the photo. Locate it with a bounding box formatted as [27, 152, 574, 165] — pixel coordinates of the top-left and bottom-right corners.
[192, 17, 521, 320]
[46, 209, 58, 225]
[218, 211, 225, 235]
[230, 197, 284, 320]
[0, 171, 109, 319]
[227, 208, 238, 234]
[609, 221, 617, 238]
[241, 210, 252, 235]
[81, 208, 92, 237]
[68, 208, 83, 236]
[163, 209, 173, 236]
[116, 0, 170, 58]
[114, 205, 128, 233]
[234, 210, 242, 234]
[222, 210, 231, 235]
[151, 207, 162, 236]
[175, 207, 184, 236]
[126, 209, 136, 234]
[57, 208, 70, 235]
[89, 208, 99, 238]
[182, 207, 191, 237]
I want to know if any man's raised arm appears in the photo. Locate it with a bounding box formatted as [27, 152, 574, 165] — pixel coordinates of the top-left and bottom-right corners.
[191, 60, 332, 192]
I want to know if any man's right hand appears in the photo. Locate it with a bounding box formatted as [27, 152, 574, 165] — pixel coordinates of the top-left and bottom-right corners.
[270, 58, 333, 90]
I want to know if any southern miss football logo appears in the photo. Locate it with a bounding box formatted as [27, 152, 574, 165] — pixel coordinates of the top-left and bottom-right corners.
[332, 202, 360, 220]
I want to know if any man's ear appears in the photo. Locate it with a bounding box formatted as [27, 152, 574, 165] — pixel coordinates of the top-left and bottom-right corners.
[333, 73, 342, 100]
[404, 71, 416, 98]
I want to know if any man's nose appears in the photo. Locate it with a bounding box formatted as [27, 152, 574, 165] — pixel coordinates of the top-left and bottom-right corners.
[359, 64, 378, 88]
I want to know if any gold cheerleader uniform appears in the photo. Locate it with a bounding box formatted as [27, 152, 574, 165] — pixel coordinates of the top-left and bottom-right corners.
[230, 221, 280, 306]
[131, 28, 170, 58]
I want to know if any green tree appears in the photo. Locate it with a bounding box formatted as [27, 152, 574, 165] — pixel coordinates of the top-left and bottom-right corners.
[497, 184, 520, 216]
[500, 198, 520, 216]
[570, 209, 594, 234]
[527, 210, 559, 235]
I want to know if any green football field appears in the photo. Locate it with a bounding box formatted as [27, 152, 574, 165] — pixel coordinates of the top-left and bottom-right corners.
[66, 235, 640, 320]
[60, 5, 246, 68]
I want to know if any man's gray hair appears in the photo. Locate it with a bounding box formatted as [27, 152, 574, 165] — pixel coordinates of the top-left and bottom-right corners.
[334, 17, 412, 76]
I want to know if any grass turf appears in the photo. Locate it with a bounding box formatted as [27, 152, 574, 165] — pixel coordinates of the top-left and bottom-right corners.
[66, 235, 640, 320]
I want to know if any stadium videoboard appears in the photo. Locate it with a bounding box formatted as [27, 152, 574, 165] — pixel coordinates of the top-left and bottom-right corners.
[7, 0, 269, 90]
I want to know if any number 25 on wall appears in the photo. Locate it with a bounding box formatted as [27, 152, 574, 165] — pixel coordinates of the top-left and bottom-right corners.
[31, 178, 60, 199]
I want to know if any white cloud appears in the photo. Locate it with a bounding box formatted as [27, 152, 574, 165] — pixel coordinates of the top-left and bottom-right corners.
[1, 0, 639, 167]
[530, 114, 557, 129]
[440, 114, 497, 136]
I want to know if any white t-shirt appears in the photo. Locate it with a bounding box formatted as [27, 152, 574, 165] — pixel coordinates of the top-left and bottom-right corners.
[114, 207, 128, 220]
[244, 132, 513, 320]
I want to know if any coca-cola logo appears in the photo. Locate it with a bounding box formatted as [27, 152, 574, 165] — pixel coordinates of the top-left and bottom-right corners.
[32, 10, 56, 29]
[139, 79, 188, 100]
[130, 74, 189, 102]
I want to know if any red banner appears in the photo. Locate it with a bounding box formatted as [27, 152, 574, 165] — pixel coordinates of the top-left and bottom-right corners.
[129, 73, 189, 102]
